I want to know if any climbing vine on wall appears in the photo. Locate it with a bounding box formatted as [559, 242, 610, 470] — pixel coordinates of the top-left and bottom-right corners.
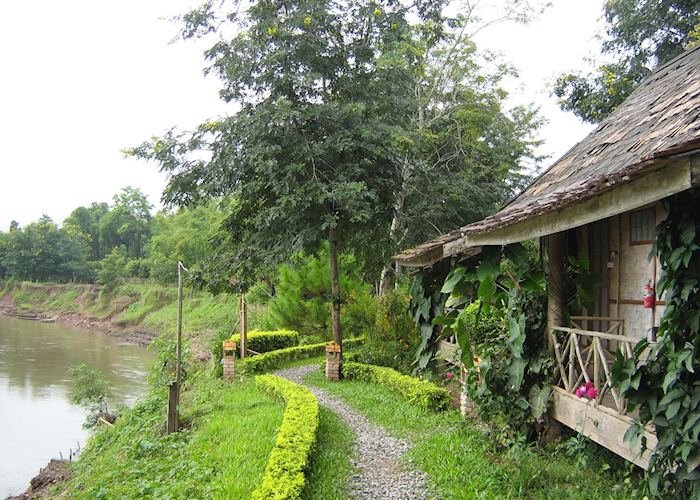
[407, 259, 451, 371]
[433, 243, 552, 444]
[613, 190, 700, 497]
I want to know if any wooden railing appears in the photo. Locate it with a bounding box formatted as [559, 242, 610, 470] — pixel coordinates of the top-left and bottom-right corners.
[570, 316, 624, 336]
[550, 324, 638, 415]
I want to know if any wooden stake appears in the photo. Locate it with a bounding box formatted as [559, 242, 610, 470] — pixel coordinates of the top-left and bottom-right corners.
[168, 261, 187, 434]
[167, 382, 178, 433]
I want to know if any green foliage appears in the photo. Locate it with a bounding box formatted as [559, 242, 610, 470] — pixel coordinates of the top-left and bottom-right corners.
[342, 362, 450, 412]
[0, 215, 94, 282]
[407, 261, 451, 370]
[613, 191, 700, 497]
[554, 0, 700, 122]
[242, 338, 365, 374]
[59, 373, 283, 498]
[68, 364, 115, 428]
[253, 375, 320, 500]
[130, 0, 546, 295]
[262, 249, 374, 339]
[98, 186, 152, 260]
[354, 289, 418, 372]
[435, 243, 552, 444]
[148, 202, 225, 284]
[229, 329, 300, 354]
[147, 332, 192, 387]
[63, 202, 110, 260]
[96, 245, 128, 291]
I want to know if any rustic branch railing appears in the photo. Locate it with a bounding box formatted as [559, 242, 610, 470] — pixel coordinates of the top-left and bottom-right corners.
[550, 325, 638, 415]
[570, 316, 624, 335]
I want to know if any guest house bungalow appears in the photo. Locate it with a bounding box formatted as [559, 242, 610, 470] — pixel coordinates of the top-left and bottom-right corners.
[393, 45, 700, 468]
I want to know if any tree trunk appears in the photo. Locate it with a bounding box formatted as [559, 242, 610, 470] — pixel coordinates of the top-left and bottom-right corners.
[328, 225, 343, 348]
[379, 158, 411, 293]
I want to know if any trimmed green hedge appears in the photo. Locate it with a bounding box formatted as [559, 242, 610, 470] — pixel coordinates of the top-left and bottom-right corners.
[229, 329, 300, 354]
[242, 338, 365, 374]
[253, 375, 319, 500]
[342, 362, 450, 412]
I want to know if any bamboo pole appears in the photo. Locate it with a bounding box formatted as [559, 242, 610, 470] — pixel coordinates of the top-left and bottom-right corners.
[546, 232, 567, 354]
[168, 261, 187, 434]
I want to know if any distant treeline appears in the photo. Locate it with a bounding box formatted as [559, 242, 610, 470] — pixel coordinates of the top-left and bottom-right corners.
[0, 187, 224, 287]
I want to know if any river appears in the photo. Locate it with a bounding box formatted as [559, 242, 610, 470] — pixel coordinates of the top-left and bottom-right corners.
[0, 315, 154, 498]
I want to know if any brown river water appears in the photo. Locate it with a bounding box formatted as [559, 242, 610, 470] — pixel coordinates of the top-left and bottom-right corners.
[0, 315, 154, 498]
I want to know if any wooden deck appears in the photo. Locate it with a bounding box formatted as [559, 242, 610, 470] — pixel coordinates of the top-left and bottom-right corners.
[551, 387, 657, 469]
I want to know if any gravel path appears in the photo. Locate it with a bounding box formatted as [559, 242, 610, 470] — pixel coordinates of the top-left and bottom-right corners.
[274, 365, 429, 500]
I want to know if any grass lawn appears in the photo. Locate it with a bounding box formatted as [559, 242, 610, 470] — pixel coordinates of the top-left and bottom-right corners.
[306, 371, 635, 500]
[57, 372, 283, 499]
[303, 406, 356, 499]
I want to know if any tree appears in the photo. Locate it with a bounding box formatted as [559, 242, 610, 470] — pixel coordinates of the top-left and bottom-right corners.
[99, 187, 153, 260]
[263, 247, 373, 339]
[63, 202, 110, 261]
[130, 0, 434, 350]
[2, 216, 93, 282]
[97, 246, 129, 291]
[0, 231, 9, 279]
[378, 33, 543, 291]
[554, 0, 700, 123]
[148, 201, 225, 283]
[130, 0, 546, 351]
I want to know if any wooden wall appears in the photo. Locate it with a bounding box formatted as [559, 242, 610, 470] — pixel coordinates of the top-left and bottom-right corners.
[606, 202, 667, 339]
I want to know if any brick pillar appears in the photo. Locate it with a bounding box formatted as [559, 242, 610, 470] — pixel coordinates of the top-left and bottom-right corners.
[325, 342, 342, 381]
[223, 341, 237, 380]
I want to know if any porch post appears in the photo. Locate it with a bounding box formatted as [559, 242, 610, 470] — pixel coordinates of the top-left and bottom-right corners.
[546, 231, 567, 354]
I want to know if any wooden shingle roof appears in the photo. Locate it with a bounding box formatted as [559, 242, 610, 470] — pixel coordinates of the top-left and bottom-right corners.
[395, 45, 700, 266]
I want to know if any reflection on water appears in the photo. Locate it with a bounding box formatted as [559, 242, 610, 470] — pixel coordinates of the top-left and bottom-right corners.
[0, 315, 154, 498]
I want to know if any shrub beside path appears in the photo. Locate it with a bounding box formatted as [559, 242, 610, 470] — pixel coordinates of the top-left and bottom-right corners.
[275, 364, 428, 500]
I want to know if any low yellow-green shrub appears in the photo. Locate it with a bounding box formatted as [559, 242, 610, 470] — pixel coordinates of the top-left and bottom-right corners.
[342, 362, 450, 412]
[242, 338, 365, 373]
[229, 329, 300, 353]
[253, 375, 320, 500]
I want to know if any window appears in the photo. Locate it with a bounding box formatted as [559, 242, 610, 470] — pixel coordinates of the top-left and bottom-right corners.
[630, 208, 655, 244]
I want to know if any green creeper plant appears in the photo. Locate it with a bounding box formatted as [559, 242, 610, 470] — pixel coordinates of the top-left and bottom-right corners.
[613, 191, 700, 497]
[432, 242, 552, 443]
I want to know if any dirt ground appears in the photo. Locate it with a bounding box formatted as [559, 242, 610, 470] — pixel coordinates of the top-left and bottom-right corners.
[5, 460, 71, 500]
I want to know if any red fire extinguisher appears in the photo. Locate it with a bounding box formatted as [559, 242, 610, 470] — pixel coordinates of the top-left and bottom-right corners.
[643, 281, 655, 308]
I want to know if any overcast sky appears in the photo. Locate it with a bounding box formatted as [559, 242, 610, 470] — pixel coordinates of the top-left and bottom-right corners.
[0, 1, 605, 231]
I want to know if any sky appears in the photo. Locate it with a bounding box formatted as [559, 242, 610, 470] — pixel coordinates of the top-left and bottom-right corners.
[0, 1, 605, 231]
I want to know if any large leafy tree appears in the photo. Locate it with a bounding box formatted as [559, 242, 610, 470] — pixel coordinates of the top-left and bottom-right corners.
[554, 0, 699, 123]
[130, 0, 545, 347]
[1, 216, 93, 282]
[63, 202, 110, 261]
[99, 186, 153, 260]
[130, 0, 446, 348]
[148, 201, 226, 284]
[378, 31, 543, 290]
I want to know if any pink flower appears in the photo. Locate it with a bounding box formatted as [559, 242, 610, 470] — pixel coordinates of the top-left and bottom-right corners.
[446, 372, 454, 381]
[575, 381, 598, 400]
